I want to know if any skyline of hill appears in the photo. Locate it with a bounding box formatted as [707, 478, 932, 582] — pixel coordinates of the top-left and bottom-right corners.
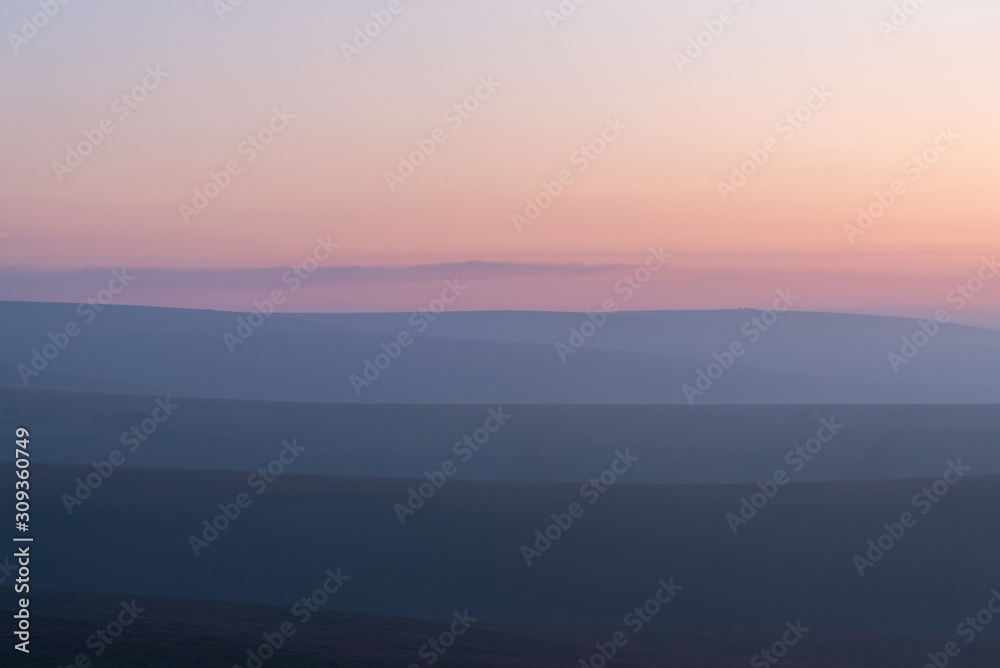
[3, 301, 999, 404]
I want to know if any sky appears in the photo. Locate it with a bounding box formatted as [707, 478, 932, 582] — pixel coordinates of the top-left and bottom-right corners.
[1, 0, 999, 323]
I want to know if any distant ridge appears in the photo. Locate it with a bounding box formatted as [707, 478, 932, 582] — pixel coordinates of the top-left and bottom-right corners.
[1, 301, 998, 403]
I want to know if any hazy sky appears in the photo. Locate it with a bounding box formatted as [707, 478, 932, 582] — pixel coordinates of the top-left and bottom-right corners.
[1, 0, 999, 320]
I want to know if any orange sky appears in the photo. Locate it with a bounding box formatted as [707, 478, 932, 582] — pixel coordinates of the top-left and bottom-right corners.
[1, 0, 999, 320]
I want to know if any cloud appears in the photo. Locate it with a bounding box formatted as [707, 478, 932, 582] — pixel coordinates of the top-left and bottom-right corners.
[0, 261, 628, 301]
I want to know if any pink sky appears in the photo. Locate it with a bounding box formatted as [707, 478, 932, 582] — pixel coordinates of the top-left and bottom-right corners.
[1, 0, 998, 322]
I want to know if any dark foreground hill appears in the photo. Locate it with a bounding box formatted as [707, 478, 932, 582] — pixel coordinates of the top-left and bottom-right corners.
[4, 388, 1000, 483]
[11, 463, 1000, 635]
[4, 589, 999, 667]
[3, 301, 1000, 403]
